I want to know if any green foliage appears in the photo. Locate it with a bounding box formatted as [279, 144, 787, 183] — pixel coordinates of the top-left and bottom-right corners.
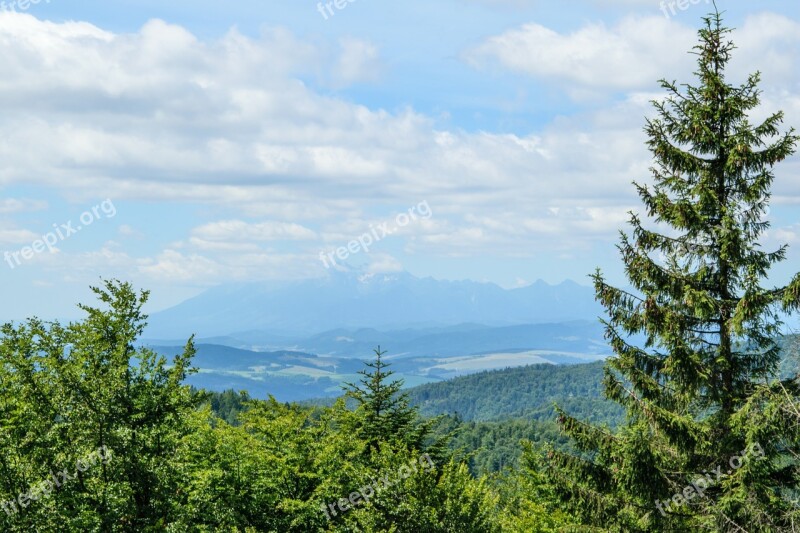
[343, 347, 438, 455]
[778, 334, 800, 378]
[0, 291, 506, 531]
[492, 442, 580, 532]
[427, 415, 572, 477]
[6, 274, 799, 531]
[408, 361, 624, 426]
[0, 280, 202, 532]
[204, 389, 251, 426]
[338, 449, 501, 533]
[546, 11, 800, 532]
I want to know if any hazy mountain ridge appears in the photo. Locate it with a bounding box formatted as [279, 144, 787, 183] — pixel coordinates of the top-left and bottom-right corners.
[142, 272, 614, 401]
[147, 319, 613, 401]
[145, 271, 603, 339]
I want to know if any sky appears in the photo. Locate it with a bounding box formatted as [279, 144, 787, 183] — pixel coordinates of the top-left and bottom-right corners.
[1, 0, 800, 320]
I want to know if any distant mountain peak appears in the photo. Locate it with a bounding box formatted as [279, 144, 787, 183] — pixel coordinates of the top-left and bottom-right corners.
[146, 272, 601, 339]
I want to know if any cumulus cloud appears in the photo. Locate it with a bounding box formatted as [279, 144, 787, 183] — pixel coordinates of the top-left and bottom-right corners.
[366, 253, 405, 273]
[464, 16, 695, 92]
[192, 220, 317, 242]
[774, 224, 800, 246]
[331, 37, 382, 87]
[138, 248, 319, 284]
[0, 198, 47, 214]
[0, 227, 39, 244]
[465, 13, 800, 95]
[463, 0, 656, 7]
[0, 10, 797, 286]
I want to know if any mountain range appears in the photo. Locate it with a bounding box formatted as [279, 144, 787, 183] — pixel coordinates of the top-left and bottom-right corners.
[147, 320, 612, 401]
[145, 270, 604, 340]
[141, 271, 614, 400]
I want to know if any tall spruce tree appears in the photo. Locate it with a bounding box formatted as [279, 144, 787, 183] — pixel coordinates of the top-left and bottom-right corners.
[343, 347, 434, 454]
[544, 10, 800, 532]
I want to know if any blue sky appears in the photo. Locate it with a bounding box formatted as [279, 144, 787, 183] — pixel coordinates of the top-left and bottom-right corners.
[1, 0, 800, 320]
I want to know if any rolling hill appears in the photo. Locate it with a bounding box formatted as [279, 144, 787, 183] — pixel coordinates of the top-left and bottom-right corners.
[148, 319, 613, 401]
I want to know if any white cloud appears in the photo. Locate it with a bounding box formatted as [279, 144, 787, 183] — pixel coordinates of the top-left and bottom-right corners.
[138, 249, 319, 285]
[465, 12, 800, 96]
[463, 0, 656, 7]
[331, 37, 382, 87]
[0, 198, 47, 214]
[138, 249, 224, 283]
[0, 198, 47, 215]
[774, 224, 800, 245]
[465, 16, 695, 92]
[366, 253, 404, 273]
[728, 13, 800, 85]
[191, 220, 317, 242]
[118, 224, 143, 238]
[1, 11, 798, 285]
[0, 227, 39, 244]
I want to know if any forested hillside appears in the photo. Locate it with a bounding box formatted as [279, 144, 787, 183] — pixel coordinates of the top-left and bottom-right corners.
[207, 334, 800, 479]
[1, 277, 799, 530]
[207, 390, 573, 477]
[0, 282, 576, 531]
[407, 360, 624, 425]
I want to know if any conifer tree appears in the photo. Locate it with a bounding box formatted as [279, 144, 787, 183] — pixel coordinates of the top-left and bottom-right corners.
[343, 347, 434, 454]
[544, 10, 800, 532]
